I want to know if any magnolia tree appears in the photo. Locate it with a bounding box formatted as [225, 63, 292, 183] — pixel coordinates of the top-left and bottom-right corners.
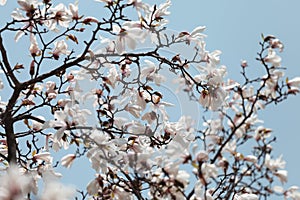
[0, 0, 300, 199]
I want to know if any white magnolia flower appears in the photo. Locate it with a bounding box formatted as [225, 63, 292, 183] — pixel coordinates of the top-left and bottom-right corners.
[87, 175, 101, 195]
[125, 104, 142, 118]
[45, 3, 72, 31]
[69, 1, 79, 20]
[288, 77, 300, 88]
[29, 34, 40, 57]
[285, 186, 300, 200]
[144, 0, 171, 26]
[51, 40, 71, 60]
[199, 87, 227, 111]
[33, 152, 53, 164]
[113, 22, 146, 54]
[201, 163, 218, 180]
[269, 38, 284, 52]
[264, 48, 281, 67]
[103, 66, 119, 88]
[244, 155, 258, 163]
[129, 0, 149, 12]
[179, 26, 206, 44]
[274, 170, 288, 183]
[264, 154, 286, 171]
[262, 69, 284, 99]
[141, 60, 166, 85]
[254, 126, 272, 141]
[273, 185, 284, 193]
[16, 0, 40, 17]
[126, 120, 153, 136]
[45, 81, 57, 100]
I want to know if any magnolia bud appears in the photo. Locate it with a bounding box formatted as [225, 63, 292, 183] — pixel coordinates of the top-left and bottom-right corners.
[30, 60, 35, 76]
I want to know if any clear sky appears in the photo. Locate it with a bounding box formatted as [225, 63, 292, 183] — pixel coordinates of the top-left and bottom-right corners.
[0, 0, 300, 198]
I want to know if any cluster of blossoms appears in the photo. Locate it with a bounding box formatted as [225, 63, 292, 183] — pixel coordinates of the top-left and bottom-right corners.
[0, 0, 299, 199]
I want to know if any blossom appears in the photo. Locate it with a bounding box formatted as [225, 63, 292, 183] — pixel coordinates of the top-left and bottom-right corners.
[141, 111, 157, 124]
[199, 87, 227, 111]
[274, 170, 288, 183]
[126, 121, 153, 136]
[125, 104, 142, 118]
[82, 16, 99, 24]
[287, 77, 300, 89]
[86, 175, 102, 195]
[16, 0, 40, 18]
[102, 66, 119, 88]
[45, 3, 72, 31]
[269, 38, 284, 52]
[11, 1, 38, 41]
[198, 163, 218, 184]
[141, 60, 166, 85]
[45, 81, 57, 99]
[264, 48, 281, 67]
[113, 22, 146, 54]
[285, 186, 300, 200]
[33, 152, 53, 164]
[144, 0, 171, 26]
[86, 130, 124, 172]
[0, 0, 6, 6]
[69, 1, 80, 20]
[241, 59, 248, 67]
[129, 0, 149, 12]
[29, 34, 41, 57]
[254, 126, 272, 141]
[51, 40, 71, 60]
[196, 57, 227, 110]
[264, 154, 286, 171]
[179, 26, 206, 44]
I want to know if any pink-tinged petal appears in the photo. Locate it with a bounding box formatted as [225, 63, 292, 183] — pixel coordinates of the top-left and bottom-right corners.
[190, 26, 206, 35]
[288, 77, 300, 87]
[115, 37, 125, 54]
[83, 17, 99, 24]
[0, 0, 6, 6]
[14, 31, 25, 42]
[61, 154, 76, 168]
[33, 152, 52, 163]
[87, 177, 100, 195]
[126, 36, 136, 50]
[274, 170, 288, 183]
[199, 90, 210, 108]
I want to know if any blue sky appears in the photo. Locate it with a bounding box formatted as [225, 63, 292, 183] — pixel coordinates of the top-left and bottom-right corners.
[0, 0, 300, 198]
